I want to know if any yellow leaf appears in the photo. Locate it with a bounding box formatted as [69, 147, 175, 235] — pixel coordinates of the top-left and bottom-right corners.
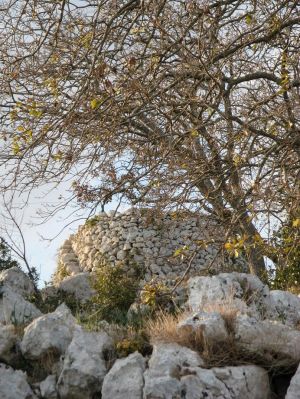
[130, 26, 145, 34]
[12, 139, 20, 155]
[292, 219, 300, 228]
[190, 129, 199, 137]
[253, 233, 263, 244]
[52, 151, 63, 161]
[233, 154, 242, 166]
[224, 242, 234, 251]
[90, 99, 100, 110]
[245, 14, 252, 25]
[29, 109, 43, 118]
[173, 248, 183, 257]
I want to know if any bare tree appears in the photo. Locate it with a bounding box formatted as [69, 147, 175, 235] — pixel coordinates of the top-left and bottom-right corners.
[0, 0, 300, 276]
[0, 197, 39, 289]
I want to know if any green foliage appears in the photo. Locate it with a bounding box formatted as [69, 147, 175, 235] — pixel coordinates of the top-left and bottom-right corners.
[140, 279, 172, 310]
[33, 289, 80, 315]
[0, 237, 20, 271]
[86, 259, 140, 324]
[85, 215, 101, 228]
[269, 216, 300, 293]
[115, 329, 151, 358]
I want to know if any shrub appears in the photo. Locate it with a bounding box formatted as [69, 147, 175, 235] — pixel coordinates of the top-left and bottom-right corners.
[269, 216, 300, 293]
[34, 289, 80, 315]
[86, 259, 139, 324]
[140, 279, 172, 310]
[115, 330, 151, 358]
[85, 215, 101, 228]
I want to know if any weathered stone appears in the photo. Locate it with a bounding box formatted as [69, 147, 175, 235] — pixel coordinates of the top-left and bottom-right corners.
[143, 343, 204, 398]
[116, 250, 127, 260]
[21, 303, 78, 359]
[102, 352, 145, 399]
[57, 329, 112, 399]
[40, 375, 58, 399]
[269, 290, 300, 326]
[0, 286, 41, 325]
[0, 267, 35, 297]
[56, 273, 95, 301]
[286, 362, 300, 399]
[234, 314, 300, 363]
[188, 272, 271, 319]
[178, 311, 228, 342]
[0, 363, 37, 399]
[181, 365, 270, 399]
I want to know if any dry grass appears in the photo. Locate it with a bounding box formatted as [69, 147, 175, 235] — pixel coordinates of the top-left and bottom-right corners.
[201, 301, 239, 335]
[145, 306, 298, 372]
[146, 310, 240, 367]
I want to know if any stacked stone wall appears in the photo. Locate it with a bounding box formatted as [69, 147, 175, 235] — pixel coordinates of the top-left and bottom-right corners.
[58, 208, 244, 283]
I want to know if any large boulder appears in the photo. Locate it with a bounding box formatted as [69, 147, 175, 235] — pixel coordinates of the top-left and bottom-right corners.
[143, 343, 204, 398]
[188, 272, 271, 319]
[181, 365, 270, 399]
[234, 314, 300, 363]
[178, 311, 229, 343]
[286, 363, 300, 399]
[21, 303, 78, 359]
[269, 290, 300, 327]
[56, 273, 95, 301]
[57, 329, 112, 399]
[143, 343, 270, 399]
[0, 324, 17, 363]
[0, 363, 37, 399]
[0, 286, 41, 325]
[0, 267, 35, 297]
[102, 352, 146, 399]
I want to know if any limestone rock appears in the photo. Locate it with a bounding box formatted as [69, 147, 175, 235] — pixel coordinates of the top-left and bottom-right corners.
[40, 375, 57, 399]
[181, 365, 270, 399]
[286, 363, 300, 399]
[0, 286, 41, 325]
[178, 311, 228, 342]
[144, 376, 182, 398]
[0, 267, 35, 297]
[0, 324, 17, 363]
[102, 352, 146, 399]
[143, 343, 204, 398]
[148, 342, 204, 375]
[0, 363, 37, 399]
[269, 290, 300, 326]
[21, 303, 78, 360]
[57, 329, 112, 399]
[188, 272, 271, 319]
[234, 314, 300, 363]
[56, 273, 95, 301]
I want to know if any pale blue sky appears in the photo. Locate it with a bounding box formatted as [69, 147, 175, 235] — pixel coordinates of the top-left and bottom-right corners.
[1, 181, 126, 285]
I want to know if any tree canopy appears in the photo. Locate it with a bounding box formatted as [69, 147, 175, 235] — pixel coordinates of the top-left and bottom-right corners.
[0, 0, 300, 276]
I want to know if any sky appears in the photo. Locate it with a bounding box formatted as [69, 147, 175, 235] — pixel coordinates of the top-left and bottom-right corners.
[1, 180, 126, 285]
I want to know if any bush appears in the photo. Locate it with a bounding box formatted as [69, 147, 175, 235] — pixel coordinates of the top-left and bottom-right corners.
[140, 279, 172, 310]
[269, 216, 300, 293]
[85, 215, 101, 228]
[85, 259, 140, 324]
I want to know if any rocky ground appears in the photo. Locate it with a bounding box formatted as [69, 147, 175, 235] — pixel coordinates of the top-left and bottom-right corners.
[1, 266, 300, 398]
